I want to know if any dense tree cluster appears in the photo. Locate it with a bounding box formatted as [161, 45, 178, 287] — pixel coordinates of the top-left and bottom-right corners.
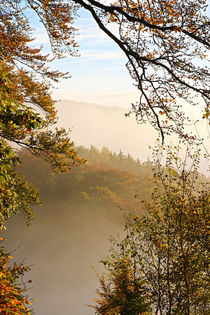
[18, 146, 154, 211]
[93, 145, 209, 314]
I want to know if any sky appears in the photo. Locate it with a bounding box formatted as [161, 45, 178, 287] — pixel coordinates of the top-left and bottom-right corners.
[28, 4, 210, 111]
[29, 7, 140, 108]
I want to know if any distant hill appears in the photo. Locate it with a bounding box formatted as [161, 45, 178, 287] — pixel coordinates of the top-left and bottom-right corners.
[17, 146, 154, 209]
[3, 146, 154, 315]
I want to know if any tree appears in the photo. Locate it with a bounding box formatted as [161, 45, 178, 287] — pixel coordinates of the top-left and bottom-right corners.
[0, 238, 32, 314]
[93, 144, 209, 314]
[2, 1, 209, 145]
[71, 0, 209, 141]
[0, 3, 83, 311]
[92, 257, 151, 314]
[0, 142, 39, 228]
[0, 0, 84, 226]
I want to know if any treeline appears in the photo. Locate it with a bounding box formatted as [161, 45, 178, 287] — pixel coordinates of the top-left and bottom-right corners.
[76, 145, 153, 177]
[18, 146, 154, 214]
[18, 145, 208, 215]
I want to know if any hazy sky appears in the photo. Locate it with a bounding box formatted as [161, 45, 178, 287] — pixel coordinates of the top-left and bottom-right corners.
[30, 7, 142, 107]
[28, 5, 209, 165]
[29, 4, 210, 109]
[30, 5, 210, 123]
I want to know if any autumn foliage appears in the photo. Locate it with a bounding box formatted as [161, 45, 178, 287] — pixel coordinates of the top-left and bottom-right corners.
[0, 1, 82, 312]
[0, 0, 84, 227]
[0, 0, 209, 313]
[0, 238, 32, 315]
[93, 145, 209, 314]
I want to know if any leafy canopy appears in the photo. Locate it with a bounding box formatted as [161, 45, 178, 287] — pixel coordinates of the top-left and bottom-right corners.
[0, 238, 32, 315]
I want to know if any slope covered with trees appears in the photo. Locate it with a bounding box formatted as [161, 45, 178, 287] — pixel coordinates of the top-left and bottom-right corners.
[2, 146, 155, 314]
[17, 145, 154, 211]
[3, 145, 208, 314]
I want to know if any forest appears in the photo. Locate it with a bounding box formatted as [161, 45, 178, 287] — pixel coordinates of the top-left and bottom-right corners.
[2, 146, 154, 314]
[2, 145, 209, 314]
[0, 0, 209, 314]
[17, 145, 154, 215]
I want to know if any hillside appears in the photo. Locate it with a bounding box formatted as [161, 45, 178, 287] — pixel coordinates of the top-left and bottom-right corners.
[3, 146, 154, 315]
[17, 146, 154, 209]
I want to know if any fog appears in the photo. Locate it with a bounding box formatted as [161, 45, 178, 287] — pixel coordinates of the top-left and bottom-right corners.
[55, 100, 156, 162]
[4, 199, 125, 314]
[55, 100, 209, 173]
